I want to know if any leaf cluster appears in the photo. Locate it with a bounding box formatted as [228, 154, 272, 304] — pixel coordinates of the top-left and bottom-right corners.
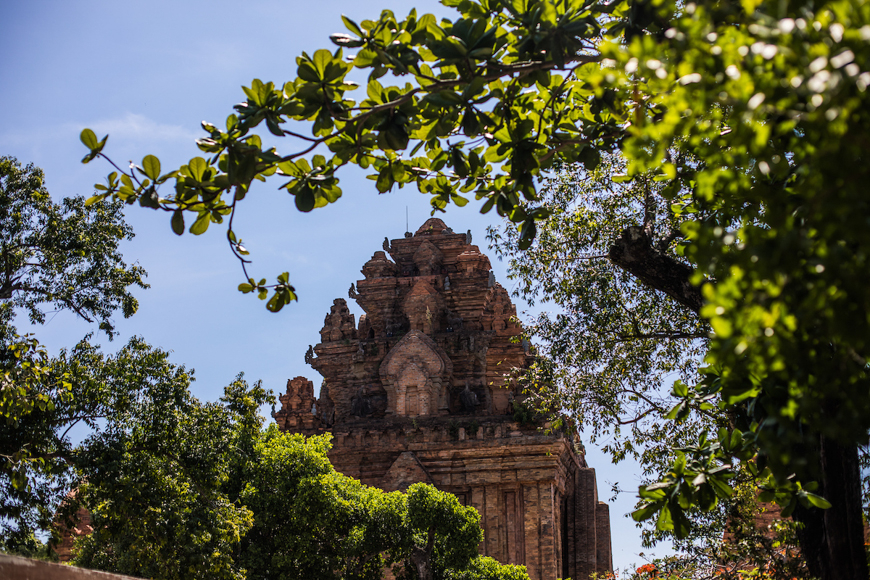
[82, 0, 630, 306]
[0, 156, 147, 337]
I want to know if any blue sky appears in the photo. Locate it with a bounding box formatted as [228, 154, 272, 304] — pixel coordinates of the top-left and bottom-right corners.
[1, 0, 671, 571]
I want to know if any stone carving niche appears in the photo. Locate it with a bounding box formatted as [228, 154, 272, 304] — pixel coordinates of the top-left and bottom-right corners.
[403, 279, 443, 334]
[380, 330, 452, 417]
[413, 240, 444, 276]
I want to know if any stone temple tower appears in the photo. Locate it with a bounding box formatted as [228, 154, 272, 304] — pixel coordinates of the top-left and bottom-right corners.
[275, 219, 613, 580]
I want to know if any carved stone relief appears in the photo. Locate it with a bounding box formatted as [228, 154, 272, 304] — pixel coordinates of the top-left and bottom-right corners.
[380, 330, 452, 417]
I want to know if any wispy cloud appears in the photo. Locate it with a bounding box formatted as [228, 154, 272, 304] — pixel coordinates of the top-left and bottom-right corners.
[0, 113, 199, 158]
[89, 113, 199, 144]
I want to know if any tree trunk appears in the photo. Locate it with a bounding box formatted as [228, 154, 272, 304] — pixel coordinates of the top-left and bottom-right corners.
[410, 547, 432, 580]
[792, 437, 867, 580]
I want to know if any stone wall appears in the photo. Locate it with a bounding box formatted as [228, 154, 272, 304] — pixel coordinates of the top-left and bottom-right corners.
[0, 554, 141, 580]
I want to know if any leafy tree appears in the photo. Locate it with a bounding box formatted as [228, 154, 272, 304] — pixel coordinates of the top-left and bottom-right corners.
[487, 155, 726, 552]
[0, 529, 53, 560]
[0, 337, 260, 578]
[0, 156, 147, 337]
[79, 405, 524, 580]
[0, 156, 149, 551]
[489, 154, 710, 473]
[0, 335, 75, 541]
[69, 346, 259, 580]
[489, 157, 814, 578]
[398, 483, 485, 580]
[236, 427, 398, 580]
[81, 0, 870, 577]
[237, 429, 514, 580]
[443, 555, 530, 580]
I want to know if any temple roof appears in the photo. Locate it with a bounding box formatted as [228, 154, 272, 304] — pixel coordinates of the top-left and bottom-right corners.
[415, 218, 448, 235]
[282, 219, 528, 426]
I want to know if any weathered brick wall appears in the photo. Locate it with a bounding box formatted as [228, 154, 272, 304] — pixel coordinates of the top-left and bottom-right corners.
[53, 504, 92, 563]
[0, 554, 141, 580]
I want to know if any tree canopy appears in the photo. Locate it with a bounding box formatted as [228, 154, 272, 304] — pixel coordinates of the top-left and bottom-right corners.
[62, 345, 256, 580]
[74, 378, 526, 580]
[0, 156, 146, 338]
[488, 156, 808, 577]
[81, 0, 870, 576]
[0, 156, 150, 550]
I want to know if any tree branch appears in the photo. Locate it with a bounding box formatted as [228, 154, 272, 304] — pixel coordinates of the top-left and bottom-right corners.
[616, 331, 706, 341]
[608, 226, 702, 314]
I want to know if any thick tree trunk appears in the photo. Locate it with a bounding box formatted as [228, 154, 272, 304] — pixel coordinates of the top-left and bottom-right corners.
[792, 437, 867, 580]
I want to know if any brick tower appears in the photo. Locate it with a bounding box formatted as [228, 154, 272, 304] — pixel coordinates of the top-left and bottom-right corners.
[275, 219, 613, 580]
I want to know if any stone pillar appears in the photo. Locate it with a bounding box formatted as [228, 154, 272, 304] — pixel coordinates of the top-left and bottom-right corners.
[596, 501, 613, 575]
[485, 485, 501, 560]
[504, 488, 524, 565]
[523, 483, 541, 580]
[571, 468, 599, 580]
[471, 487, 487, 554]
[565, 475, 577, 580]
[539, 483, 557, 580]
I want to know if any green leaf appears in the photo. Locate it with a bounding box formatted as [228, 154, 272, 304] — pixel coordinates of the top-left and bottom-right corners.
[297, 61, 320, 83]
[655, 503, 674, 532]
[266, 292, 286, 312]
[665, 401, 687, 420]
[295, 187, 315, 212]
[579, 147, 600, 171]
[188, 157, 208, 182]
[451, 194, 469, 207]
[444, 36, 468, 56]
[85, 194, 109, 206]
[708, 476, 734, 499]
[710, 317, 732, 338]
[312, 49, 332, 76]
[190, 212, 210, 235]
[80, 128, 99, 150]
[376, 167, 394, 193]
[142, 155, 160, 181]
[171, 210, 184, 236]
[631, 502, 660, 522]
[341, 15, 365, 37]
[330, 33, 364, 48]
[672, 505, 692, 539]
[518, 219, 537, 250]
[80, 129, 107, 163]
[803, 492, 832, 509]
